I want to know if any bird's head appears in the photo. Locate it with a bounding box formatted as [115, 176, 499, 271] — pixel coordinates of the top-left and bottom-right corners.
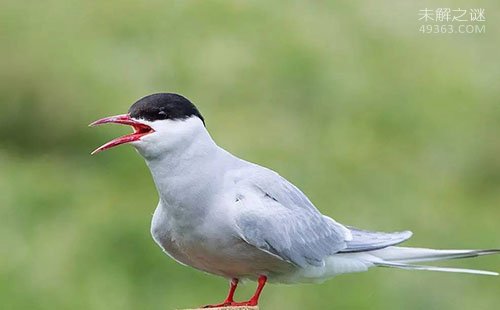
[90, 93, 205, 159]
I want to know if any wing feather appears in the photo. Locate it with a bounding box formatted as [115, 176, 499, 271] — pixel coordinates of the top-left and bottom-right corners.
[341, 226, 413, 253]
[232, 167, 350, 267]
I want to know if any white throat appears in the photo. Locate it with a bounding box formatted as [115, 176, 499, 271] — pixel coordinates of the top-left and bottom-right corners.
[137, 118, 223, 211]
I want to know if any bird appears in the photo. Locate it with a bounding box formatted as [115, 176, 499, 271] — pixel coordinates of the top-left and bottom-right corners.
[90, 93, 499, 308]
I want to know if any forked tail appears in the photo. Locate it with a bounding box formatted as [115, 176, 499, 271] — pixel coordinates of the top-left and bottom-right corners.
[369, 247, 500, 275]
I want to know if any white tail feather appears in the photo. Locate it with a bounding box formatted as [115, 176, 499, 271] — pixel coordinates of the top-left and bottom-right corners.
[375, 261, 498, 276]
[368, 246, 500, 276]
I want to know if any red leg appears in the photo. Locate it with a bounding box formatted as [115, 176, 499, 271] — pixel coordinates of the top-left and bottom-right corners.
[227, 275, 268, 307]
[203, 278, 239, 308]
[203, 275, 267, 308]
[246, 275, 267, 306]
[225, 278, 239, 303]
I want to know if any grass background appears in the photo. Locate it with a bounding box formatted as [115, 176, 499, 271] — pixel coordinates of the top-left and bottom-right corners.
[1, 1, 499, 309]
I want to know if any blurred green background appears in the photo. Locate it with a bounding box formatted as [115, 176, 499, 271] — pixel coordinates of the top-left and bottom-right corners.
[1, 1, 499, 309]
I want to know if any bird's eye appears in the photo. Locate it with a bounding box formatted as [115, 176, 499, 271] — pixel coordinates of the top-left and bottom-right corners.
[158, 111, 167, 117]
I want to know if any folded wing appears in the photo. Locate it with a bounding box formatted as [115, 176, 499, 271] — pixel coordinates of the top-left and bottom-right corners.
[233, 167, 350, 267]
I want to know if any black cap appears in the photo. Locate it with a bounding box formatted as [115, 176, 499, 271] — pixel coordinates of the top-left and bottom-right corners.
[129, 93, 205, 125]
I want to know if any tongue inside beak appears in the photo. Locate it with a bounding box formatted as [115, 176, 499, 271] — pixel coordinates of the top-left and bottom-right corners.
[89, 114, 154, 155]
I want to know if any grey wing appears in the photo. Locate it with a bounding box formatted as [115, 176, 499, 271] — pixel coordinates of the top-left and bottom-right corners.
[341, 226, 413, 253]
[232, 167, 351, 268]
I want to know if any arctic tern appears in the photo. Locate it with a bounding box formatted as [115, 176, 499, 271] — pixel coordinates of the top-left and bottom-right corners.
[91, 93, 499, 308]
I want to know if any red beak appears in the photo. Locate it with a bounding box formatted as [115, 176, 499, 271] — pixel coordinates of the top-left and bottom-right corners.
[89, 114, 154, 155]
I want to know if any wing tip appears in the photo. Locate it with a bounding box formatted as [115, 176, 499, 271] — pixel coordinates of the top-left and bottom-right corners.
[402, 230, 413, 238]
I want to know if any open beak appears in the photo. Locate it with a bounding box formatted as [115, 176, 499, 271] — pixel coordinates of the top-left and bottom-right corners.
[89, 114, 154, 155]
